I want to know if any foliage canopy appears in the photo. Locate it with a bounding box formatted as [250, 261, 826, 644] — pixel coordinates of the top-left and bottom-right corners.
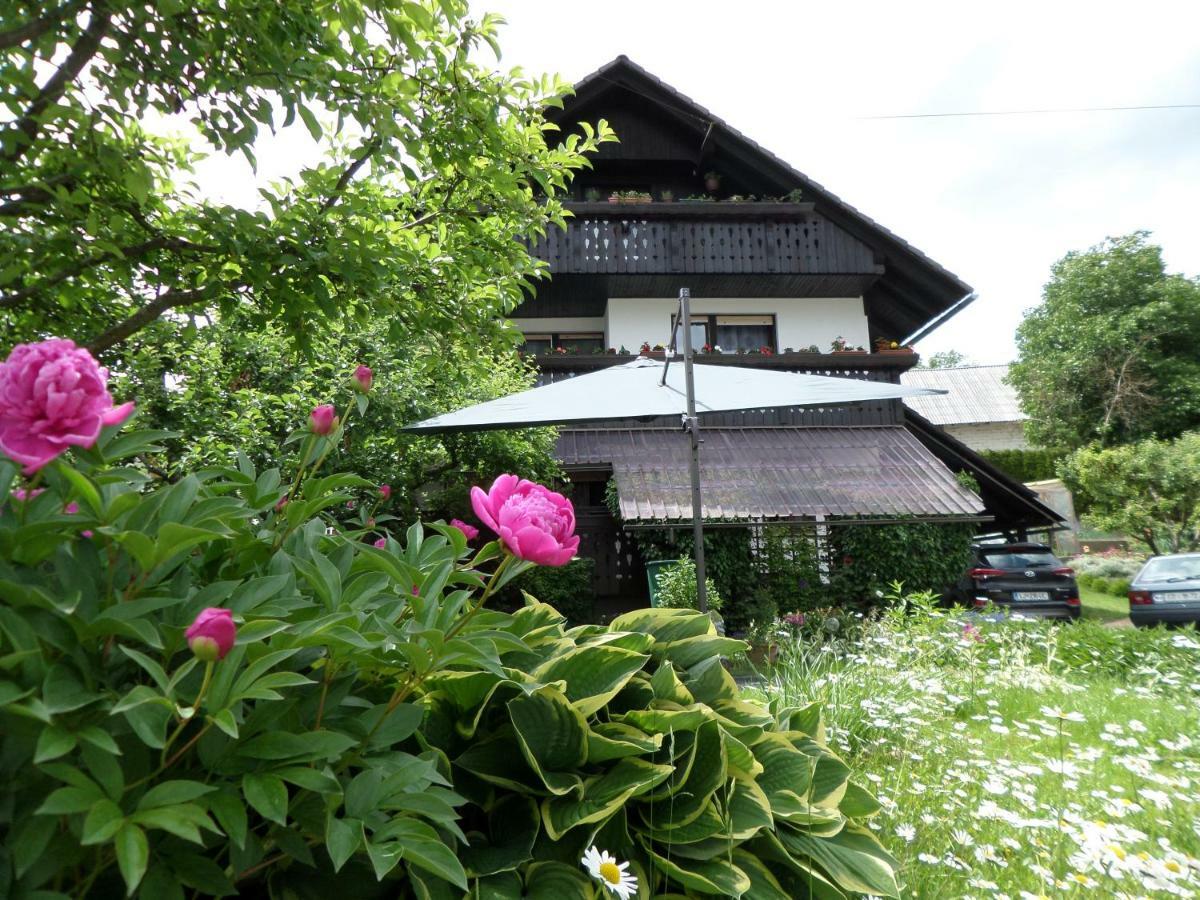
[0, 0, 613, 355]
[1010, 233, 1200, 449]
[1061, 431, 1200, 554]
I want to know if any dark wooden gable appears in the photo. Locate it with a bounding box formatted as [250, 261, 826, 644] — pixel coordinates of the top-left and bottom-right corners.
[534, 56, 975, 342]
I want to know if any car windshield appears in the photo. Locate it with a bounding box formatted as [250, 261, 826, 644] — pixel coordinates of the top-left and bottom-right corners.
[980, 550, 1061, 569]
[1140, 556, 1200, 582]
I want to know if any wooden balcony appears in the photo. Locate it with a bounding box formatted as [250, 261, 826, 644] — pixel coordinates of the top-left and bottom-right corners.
[529, 202, 883, 277]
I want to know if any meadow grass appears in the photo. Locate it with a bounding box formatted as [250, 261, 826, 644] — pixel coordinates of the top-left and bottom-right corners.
[765, 607, 1200, 898]
[1080, 584, 1131, 624]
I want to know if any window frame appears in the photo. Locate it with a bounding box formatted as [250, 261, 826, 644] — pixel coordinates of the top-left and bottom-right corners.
[670, 313, 777, 352]
[521, 331, 606, 354]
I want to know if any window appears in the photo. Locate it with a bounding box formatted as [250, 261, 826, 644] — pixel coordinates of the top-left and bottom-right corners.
[522, 332, 605, 354]
[671, 314, 776, 352]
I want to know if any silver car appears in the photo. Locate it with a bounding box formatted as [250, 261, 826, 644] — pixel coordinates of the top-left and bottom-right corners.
[1128, 553, 1200, 627]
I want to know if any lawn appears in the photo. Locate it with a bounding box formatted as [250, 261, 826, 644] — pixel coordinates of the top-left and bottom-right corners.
[764, 605, 1200, 898]
[1080, 584, 1131, 624]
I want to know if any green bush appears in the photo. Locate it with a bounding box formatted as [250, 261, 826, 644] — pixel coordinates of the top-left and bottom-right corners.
[825, 522, 976, 606]
[979, 447, 1066, 483]
[505, 557, 597, 624]
[0, 426, 899, 897]
[1077, 572, 1132, 597]
[652, 557, 723, 612]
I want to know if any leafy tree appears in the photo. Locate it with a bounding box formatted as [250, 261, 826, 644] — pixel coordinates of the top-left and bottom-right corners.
[1010, 233, 1200, 448]
[113, 310, 560, 521]
[0, 1, 614, 355]
[918, 349, 967, 369]
[1061, 432, 1200, 554]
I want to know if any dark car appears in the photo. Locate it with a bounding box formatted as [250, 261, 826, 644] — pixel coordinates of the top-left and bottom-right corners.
[1128, 553, 1200, 628]
[950, 543, 1080, 620]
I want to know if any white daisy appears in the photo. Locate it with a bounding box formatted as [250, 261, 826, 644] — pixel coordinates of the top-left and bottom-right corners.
[581, 846, 638, 899]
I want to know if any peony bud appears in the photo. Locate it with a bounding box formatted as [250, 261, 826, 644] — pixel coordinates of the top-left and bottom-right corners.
[373, 537, 387, 549]
[309, 404, 338, 436]
[449, 518, 479, 541]
[352, 365, 373, 393]
[275, 495, 288, 513]
[185, 608, 236, 661]
[377, 484, 391, 500]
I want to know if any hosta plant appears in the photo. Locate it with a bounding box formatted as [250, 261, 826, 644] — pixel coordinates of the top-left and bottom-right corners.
[0, 344, 897, 898]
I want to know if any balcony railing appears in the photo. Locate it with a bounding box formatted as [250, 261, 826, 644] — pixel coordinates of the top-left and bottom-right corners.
[529, 202, 882, 277]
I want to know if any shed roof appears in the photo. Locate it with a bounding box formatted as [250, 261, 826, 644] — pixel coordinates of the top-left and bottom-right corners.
[901, 365, 1026, 426]
[557, 426, 986, 522]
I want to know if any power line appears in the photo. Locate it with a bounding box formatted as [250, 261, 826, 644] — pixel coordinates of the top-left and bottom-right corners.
[858, 103, 1200, 120]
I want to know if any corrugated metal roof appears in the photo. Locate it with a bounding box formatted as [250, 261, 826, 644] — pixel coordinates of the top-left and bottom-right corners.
[901, 365, 1026, 426]
[557, 427, 986, 522]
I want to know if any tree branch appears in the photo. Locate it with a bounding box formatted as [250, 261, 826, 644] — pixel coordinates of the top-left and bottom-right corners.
[2, 2, 111, 165]
[87, 285, 220, 353]
[0, 234, 218, 308]
[317, 137, 382, 214]
[0, 0, 85, 51]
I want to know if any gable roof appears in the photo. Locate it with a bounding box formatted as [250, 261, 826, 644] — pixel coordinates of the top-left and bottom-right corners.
[901, 365, 1026, 426]
[554, 55, 975, 341]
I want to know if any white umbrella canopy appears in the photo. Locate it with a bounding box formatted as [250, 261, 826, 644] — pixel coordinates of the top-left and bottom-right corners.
[403, 356, 946, 433]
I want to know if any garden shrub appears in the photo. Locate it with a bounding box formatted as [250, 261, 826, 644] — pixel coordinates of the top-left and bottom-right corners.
[0, 343, 900, 898]
[825, 521, 976, 606]
[651, 557, 722, 612]
[503, 557, 597, 624]
[979, 447, 1066, 483]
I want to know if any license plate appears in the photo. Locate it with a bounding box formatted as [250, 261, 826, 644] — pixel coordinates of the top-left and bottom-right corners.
[1013, 591, 1050, 601]
[1154, 591, 1200, 602]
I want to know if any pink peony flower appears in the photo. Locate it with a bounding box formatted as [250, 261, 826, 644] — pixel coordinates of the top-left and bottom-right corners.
[309, 404, 337, 436]
[470, 474, 579, 567]
[185, 608, 236, 661]
[0, 339, 135, 473]
[783, 612, 806, 627]
[377, 484, 391, 500]
[373, 537, 387, 549]
[449, 518, 479, 541]
[352, 365, 373, 393]
[64, 501, 79, 514]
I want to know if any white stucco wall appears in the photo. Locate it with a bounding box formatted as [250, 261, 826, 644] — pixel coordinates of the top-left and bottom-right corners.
[508, 317, 607, 335]
[942, 421, 1029, 451]
[603, 297, 869, 352]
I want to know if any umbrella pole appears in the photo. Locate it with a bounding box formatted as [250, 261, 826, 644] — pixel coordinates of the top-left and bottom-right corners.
[678, 288, 709, 614]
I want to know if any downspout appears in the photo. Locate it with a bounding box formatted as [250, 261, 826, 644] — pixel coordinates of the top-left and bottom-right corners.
[902, 290, 978, 347]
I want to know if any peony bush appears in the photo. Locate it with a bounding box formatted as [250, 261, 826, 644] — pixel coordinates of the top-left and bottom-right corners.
[0, 339, 898, 898]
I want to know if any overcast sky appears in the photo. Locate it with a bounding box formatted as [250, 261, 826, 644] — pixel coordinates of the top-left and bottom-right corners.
[466, 0, 1200, 362]
[193, 1, 1200, 363]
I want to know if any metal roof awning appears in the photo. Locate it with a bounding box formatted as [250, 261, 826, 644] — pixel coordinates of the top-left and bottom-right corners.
[557, 426, 988, 523]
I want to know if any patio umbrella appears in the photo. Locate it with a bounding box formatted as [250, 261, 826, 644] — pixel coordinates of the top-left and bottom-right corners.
[403, 290, 946, 611]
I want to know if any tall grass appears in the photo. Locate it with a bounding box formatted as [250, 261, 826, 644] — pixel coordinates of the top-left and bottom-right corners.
[766, 604, 1200, 898]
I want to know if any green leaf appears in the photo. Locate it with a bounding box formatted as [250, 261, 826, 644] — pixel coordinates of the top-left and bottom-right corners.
[37, 784, 103, 814]
[533, 644, 648, 716]
[242, 773, 288, 825]
[326, 816, 361, 872]
[523, 861, 594, 900]
[646, 846, 751, 896]
[115, 823, 149, 895]
[42, 661, 94, 713]
[34, 724, 78, 763]
[237, 729, 356, 761]
[10, 815, 57, 877]
[543, 757, 674, 840]
[780, 824, 900, 898]
[81, 799, 125, 845]
[507, 686, 588, 795]
[297, 104, 323, 141]
[207, 791, 248, 849]
[137, 780, 216, 809]
[152, 523, 229, 567]
[57, 464, 103, 516]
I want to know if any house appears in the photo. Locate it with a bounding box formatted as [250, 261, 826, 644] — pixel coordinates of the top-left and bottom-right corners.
[901, 365, 1030, 451]
[512, 56, 1060, 606]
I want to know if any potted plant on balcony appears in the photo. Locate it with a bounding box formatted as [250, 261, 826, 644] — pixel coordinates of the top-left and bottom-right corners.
[608, 191, 621, 205]
[874, 338, 916, 355]
[680, 194, 714, 203]
[831, 337, 867, 355]
[785, 187, 804, 203]
[806, 344, 820, 353]
[616, 190, 652, 205]
[759, 345, 774, 357]
[704, 171, 722, 192]
[584, 187, 602, 202]
[659, 188, 674, 202]
[640, 341, 652, 354]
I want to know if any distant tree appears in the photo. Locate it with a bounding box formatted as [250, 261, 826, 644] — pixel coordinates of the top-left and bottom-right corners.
[918, 350, 968, 369]
[1010, 233, 1200, 449]
[1061, 432, 1200, 554]
[0, 2, 613, 356]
